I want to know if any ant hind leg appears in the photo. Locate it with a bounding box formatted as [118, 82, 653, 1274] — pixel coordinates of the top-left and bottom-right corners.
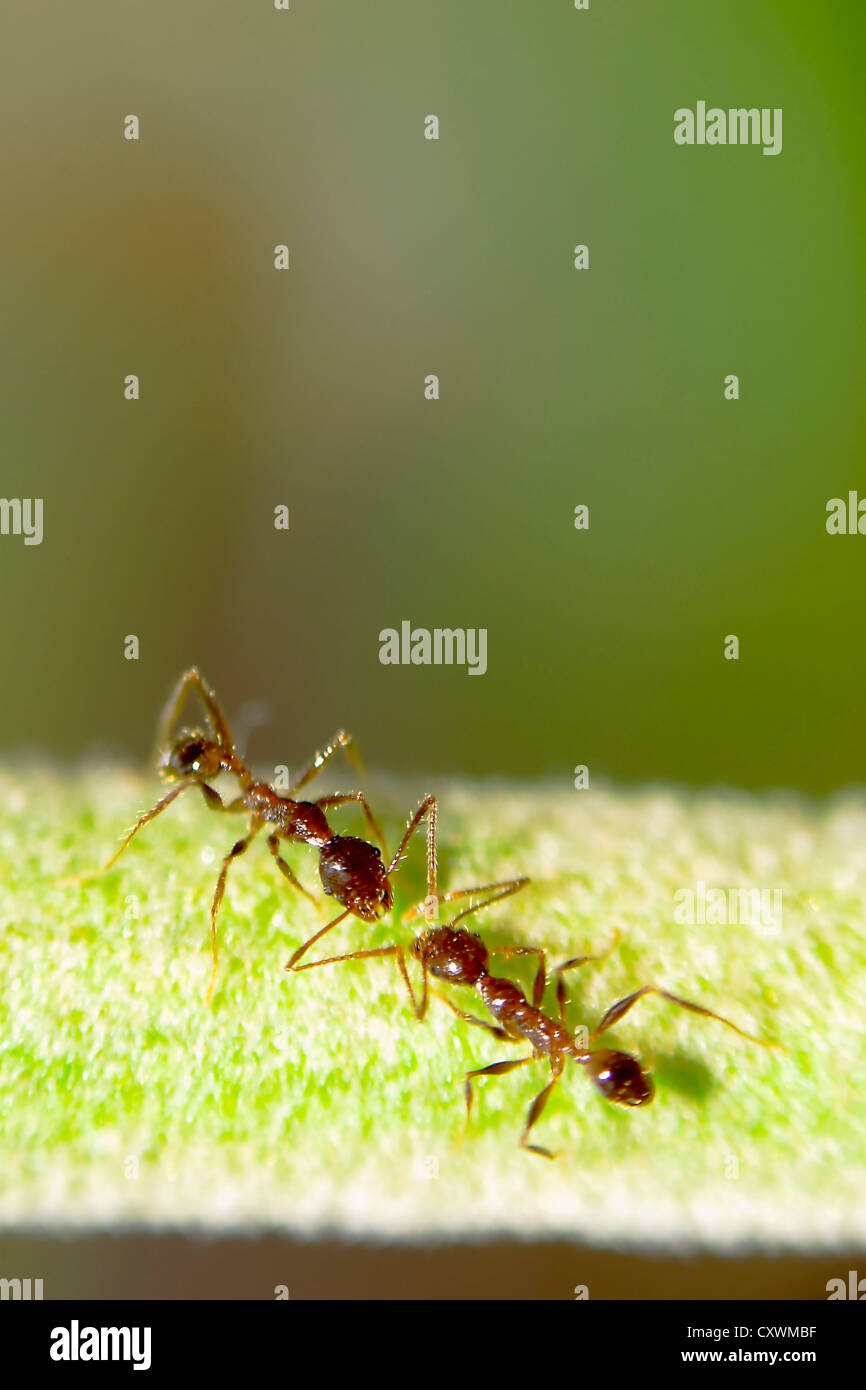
[553, 930, 622, 1024]
[592, 983, 777, 1049]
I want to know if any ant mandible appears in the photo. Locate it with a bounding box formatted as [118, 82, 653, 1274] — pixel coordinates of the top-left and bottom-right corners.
[65, 668, 437, 1002]
[356, 885, 776, 1158]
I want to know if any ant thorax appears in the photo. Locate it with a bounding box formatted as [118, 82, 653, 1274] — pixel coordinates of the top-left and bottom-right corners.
[243, 784, 331, 846]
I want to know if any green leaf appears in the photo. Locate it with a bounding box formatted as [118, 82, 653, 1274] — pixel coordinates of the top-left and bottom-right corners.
[1, 768, 862, 1248]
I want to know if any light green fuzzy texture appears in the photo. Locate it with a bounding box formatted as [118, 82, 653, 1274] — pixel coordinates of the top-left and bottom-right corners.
[1, 767, 864, 1249]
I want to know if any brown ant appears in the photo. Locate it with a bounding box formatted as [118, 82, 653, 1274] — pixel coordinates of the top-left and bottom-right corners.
[315, 882, 776, 1158]
[414, 891, 777, 1156]
[63, 668, 437, 1001]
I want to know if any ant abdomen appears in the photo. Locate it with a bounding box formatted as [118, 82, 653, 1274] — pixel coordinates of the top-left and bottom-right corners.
[582, 1048, 654, 1107]
[319, 835, 394, 921]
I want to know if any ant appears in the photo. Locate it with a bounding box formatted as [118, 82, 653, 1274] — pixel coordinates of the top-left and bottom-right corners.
[286, 870, 531, 1015]
[63, 668, 437, 1002]
[418, 893, 778, 1156]
[318, 882, 776, 1158]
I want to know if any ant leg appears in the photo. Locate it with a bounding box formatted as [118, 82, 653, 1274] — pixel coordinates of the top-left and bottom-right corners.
[592, 984, 776, 1049]
[464, 1055, 564, 1157]
[404, 875, 537, 996]
[285, 907, 353, 971]
[59, 779, 243, 886]
[463, 1054, 536, 1144]
[288, 730, 365, 796]
[431, 987, 513, 1041]
[290, 943, 422, 1016]
[387, 795, 439, 920]
[314, 792, 388, 858]
[519, 1067, 564, 1160]
[205, 821, 262, 1003]
[199, 783, 246, 815]
[59, 780, 206, 884]
[287, 796, 437, 971]
[553, 930, 622, 1023]
[266, 834, 326, 916]
[496, 944, 548, 1009]
[155, 667, 238, 760]
[402, 875, 529, 927]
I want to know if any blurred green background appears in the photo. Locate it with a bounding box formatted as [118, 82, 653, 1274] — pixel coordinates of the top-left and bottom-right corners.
[2, 0, 865, 790]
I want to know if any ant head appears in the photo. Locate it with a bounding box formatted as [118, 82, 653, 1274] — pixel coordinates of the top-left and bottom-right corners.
[319, 836, 394, 922]
[583, 1049, 654, 1107]
[161, 732, 225, 783]
[413, 926, 489, 985]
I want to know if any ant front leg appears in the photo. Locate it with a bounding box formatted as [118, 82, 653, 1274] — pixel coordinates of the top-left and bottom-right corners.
[402, 875, 530, 927]
[387, 794, 439, 917]
[289, 943, 422, 1016]
[285, 907, 352, 972]
[59, 779, 230, 885]
[205, 820, 262, 1004]
[406, 876, 536, 996]
[288, 730, 366, 796]
[592, 984, 776, 1049]
[155, 667, 238, 761]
